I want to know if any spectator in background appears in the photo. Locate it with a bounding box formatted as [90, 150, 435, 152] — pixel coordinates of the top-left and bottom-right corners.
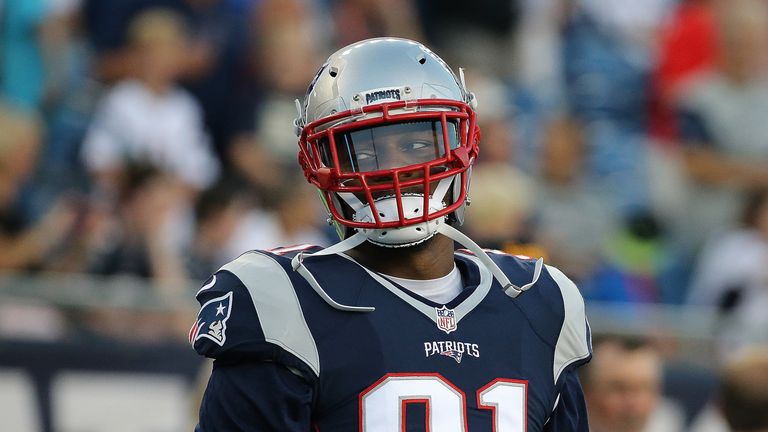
[0, 102, 73, 339]
[82, 8, 219, 196]
[85, 164, 188, 285]
[0, 102, 78, 271]
[581, 336, 685, 432]
[176, 0, 255, 158]
[81, 9, 219, 263]
[690, 346, 768, 432]
[214, 175, 330, 262]
[562, 0, 673, 213]
[73, 164, 196, 344]
[649, 0, 718, 145]
[461, 73, 536, 254]
[227, 0, 322, 197]
[188, 176, 330, 281]
[677, 0, 768, 251]
[567, 0, 673, 82]
[686, 189, 768, 356]
[1, 0, 56, 110]
[187, 181, 251, 281]
[719, 346, 768, 432]
[27, 0, 102, 219]
[594, 210, 676, 303]
[645, 0, 718, 262]
[512, 0, 569, 110]
[83, 0, 254, 158]
[531, 115, 616, 285]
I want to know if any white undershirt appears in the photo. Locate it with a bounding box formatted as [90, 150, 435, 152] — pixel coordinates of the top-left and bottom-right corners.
[382, 265, 463, 304]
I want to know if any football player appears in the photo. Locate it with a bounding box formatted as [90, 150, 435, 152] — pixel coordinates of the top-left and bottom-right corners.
[192, 37, 592, 431]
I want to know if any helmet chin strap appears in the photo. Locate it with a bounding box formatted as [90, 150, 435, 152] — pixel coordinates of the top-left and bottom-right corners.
[436, 224, 544, 298]
[290, 218, 544, 313]
[291, 232, 374, 312]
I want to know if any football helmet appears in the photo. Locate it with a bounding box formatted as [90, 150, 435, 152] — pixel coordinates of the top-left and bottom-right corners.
[295, 37, 480, 247]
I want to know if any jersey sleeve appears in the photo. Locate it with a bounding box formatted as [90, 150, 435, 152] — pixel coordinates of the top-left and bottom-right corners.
[196, 360, 314, 431]
[190, 251, 320, 379]
[543, 369, 590, 431]
[546, 265, 593, 383]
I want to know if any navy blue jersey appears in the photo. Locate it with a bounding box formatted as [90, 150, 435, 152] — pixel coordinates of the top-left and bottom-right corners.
[191, 246, 592, 431]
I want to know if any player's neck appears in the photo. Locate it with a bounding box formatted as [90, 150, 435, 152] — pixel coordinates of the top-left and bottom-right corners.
[348, 234, 455, 279]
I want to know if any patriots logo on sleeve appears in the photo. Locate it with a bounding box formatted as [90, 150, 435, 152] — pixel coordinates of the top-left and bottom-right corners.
[189, 291, 233, 346]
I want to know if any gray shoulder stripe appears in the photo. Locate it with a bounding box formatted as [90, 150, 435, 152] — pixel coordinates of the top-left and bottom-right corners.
[547, 265, 591, 384]
[222, 252, 320, 377]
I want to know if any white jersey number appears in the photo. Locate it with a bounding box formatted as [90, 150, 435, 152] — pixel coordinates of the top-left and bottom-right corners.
[359, 373, 527, 431]
[477, 379, 528, 432]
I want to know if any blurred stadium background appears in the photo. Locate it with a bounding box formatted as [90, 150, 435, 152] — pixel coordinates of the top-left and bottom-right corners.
[2, 0, 768, 430]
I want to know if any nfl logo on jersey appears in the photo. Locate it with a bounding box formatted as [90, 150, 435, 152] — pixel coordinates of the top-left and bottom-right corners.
[435, 306, 457, 334]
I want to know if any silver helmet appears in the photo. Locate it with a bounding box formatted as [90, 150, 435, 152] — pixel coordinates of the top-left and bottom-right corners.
[295, 37, 480, 247]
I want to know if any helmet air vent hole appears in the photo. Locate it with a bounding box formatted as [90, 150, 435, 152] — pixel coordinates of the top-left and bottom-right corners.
[418, 55, 426, 65]
[378, 212, 386, 217]
[380, 231, 388, 236]
[329, 67, 338, 77]
[415, 227, 423, 232]
[413, 208, 419, 213]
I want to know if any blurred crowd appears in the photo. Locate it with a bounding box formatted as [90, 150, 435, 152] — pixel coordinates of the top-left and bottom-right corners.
[0, 1, 766, 315]
[2, 0, 768, 341]
[3, 0, 768, 429]
[580, 336, 768, 432]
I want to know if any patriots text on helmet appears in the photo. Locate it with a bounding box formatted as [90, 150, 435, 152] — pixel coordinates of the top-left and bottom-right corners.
[365, 89, 401, 105]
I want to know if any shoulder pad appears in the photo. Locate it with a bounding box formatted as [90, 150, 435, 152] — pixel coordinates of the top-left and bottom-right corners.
[190, 251, 320, 377]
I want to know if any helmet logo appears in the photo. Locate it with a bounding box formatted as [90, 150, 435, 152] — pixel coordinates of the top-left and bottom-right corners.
[364, 88, 401, 105]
